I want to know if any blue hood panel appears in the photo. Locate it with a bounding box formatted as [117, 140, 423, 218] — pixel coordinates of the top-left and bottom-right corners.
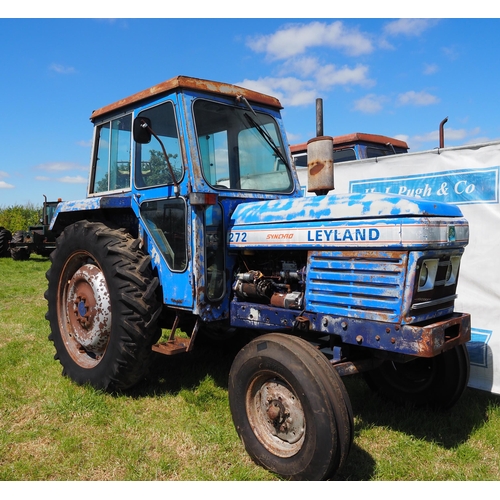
[230, 192, 463, 226]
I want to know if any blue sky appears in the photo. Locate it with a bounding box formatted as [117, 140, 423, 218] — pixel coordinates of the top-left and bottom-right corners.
[1, 10, 499, 206]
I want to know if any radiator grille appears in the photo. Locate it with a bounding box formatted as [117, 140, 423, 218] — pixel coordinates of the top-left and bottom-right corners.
[305, 250, 408, 322]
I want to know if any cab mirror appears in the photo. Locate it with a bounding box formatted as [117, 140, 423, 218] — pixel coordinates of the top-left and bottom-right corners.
[133, 116, 152, 144]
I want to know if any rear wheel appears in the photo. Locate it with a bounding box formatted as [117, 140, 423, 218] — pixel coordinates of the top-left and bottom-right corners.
[10, 231, 31, 261]
[45, 220, 162, 391]
[228, 333, 353, 480]
[364, 344, 470, 410]
[0, 227, 12, 257]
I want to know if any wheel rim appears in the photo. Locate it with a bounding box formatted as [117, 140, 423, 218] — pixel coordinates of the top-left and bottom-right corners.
[57, 252, 112, 369]
[382, 358, 438, 394]
[246, 373, 306, 458]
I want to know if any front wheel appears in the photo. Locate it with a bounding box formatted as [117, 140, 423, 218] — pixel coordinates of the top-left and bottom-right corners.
[363, 344, 470, 410]
[45, 220, 162, 391]
[228, 333, 353, 481]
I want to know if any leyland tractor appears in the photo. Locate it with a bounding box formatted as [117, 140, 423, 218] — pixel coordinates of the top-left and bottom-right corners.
[45, 76, 471, 481]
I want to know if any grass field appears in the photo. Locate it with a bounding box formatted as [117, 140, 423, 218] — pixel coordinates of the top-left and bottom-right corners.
[1, 255, 499, 481]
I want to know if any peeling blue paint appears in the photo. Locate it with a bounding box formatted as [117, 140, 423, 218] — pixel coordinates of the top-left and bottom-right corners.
[50, 195, 133, 229]
[230, 192, 463, 227]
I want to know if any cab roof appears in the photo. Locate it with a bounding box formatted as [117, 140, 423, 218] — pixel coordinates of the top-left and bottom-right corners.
[90, 75, 283, 122]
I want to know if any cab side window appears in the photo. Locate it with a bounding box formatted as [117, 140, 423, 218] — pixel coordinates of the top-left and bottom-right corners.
[91, 115, 132, 193]
[135, 102, 183, 188]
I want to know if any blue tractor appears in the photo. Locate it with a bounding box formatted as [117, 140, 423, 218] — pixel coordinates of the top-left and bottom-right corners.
[45, 76, 471, 480]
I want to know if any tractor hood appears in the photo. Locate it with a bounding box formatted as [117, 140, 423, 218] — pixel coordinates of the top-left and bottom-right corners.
[230, 192, 463, 225]
[228, 192, 469, 250]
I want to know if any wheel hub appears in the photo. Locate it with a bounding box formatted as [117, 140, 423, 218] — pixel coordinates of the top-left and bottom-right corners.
[247, 377, 306, 458]
[67, 264, 111, 355]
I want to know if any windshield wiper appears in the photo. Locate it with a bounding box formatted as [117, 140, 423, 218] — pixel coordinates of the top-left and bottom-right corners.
[236, 94, 289, 168]
[243, 112, 289, 168]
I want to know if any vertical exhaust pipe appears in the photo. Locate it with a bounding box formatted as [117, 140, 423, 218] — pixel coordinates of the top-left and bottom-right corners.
[307, 98, 334, 195]
[439, 117, 448, 149]
[316, 98, 324, 137]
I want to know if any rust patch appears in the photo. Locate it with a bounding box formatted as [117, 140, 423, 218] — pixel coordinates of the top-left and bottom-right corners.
[309, 161, 325, 176]
[409, 312, 471, 357]
[152, 338, 189, 355]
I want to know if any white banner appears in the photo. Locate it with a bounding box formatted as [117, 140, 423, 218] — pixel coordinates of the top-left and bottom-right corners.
[297, 141, 500, 394]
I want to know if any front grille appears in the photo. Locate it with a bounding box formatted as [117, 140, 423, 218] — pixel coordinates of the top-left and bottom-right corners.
[305, 250, 407, 322]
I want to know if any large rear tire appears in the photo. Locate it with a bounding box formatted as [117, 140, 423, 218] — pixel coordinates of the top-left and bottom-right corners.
[228, 333, 353, 480]
[363, 344, 470, 410]
[45, 220, 162, 391]
[0, 227, 12, 257]
[10, 230, 31, 261]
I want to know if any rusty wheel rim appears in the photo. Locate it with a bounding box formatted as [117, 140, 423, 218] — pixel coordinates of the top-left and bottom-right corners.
[246, 374, 306, 458]
[57, 252, 112, 369]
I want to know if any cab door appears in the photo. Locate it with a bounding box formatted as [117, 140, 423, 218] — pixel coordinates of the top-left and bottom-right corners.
[133, 97, 194, 309]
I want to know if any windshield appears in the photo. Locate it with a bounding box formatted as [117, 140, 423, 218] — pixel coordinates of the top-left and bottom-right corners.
[193, 99, 293, 193]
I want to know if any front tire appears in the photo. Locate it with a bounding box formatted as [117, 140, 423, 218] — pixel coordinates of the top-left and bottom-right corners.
[45, 220, 162, 391]
[364, 344, 470, 410]
[228, 333, 353, 481]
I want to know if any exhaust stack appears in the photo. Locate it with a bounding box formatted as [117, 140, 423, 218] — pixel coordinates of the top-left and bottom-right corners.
[307, 98, 334, 195]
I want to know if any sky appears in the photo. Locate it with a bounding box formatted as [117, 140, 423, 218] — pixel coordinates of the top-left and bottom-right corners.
[1, 7, 500, 206]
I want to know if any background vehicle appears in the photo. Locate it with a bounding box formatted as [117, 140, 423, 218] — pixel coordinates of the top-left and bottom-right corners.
[291, 132, 409, 168]
[45, 76, 471, 480]
[9, 195, 60, 260]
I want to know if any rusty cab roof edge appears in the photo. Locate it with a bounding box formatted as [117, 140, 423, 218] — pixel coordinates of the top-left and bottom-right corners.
[90, 75, 283, 122]
[290, 132, 409, 153]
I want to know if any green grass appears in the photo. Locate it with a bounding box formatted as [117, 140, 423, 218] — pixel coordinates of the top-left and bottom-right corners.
[1, 255, 500, 481]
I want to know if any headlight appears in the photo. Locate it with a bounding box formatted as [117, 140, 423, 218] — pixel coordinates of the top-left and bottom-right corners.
[445, 255, 461, 286]
[418, 259, 439, 291]
[419, 264, 429, 288]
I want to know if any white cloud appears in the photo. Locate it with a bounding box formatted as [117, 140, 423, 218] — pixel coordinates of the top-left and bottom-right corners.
[247, 21, 373, 60]
[242, 21, 379, 108]
[283, 57, 374, 89]
[464, 136, 493, 145]
[397, 90, 439, 106]
[49, 63, 76, 74]
[411, 127, 481, 148]
[31, 162, 88, 184]
[35, 161, 87, 172]
[394, 134, 410, 143]
[57, 175, 88, 184]
[442, 46, 460, 61]
[383, 19, 439, 38]
[354, 94, 387, 114]
[316, 63, 374, 89]
[423, 63, 439, 75]
[0, 180, 15, 189]
[239, 59, 374, 107]
[0, 171, 14, 189]
[237, 77, 317, 106]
